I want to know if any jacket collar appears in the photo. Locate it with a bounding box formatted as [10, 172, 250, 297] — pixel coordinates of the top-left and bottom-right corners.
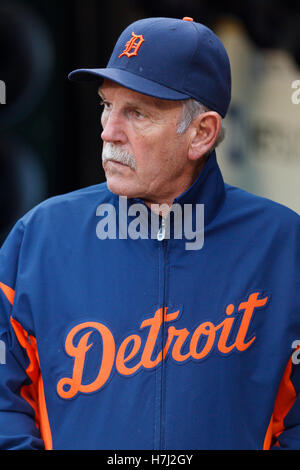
[174, 150, 225, 227]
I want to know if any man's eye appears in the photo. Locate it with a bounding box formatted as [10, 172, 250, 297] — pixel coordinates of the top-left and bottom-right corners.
[99, 99, 111, 109]
[131, 109, 144, 119]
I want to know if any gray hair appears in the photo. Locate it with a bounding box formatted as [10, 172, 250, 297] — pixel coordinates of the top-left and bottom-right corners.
[177, 98, 225, 154]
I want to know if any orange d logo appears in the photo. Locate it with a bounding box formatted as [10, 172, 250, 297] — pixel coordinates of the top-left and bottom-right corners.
[119, 32, 145, 59]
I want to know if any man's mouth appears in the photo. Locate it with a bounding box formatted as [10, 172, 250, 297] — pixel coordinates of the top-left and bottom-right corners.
[107, 159, 127, 166]
[105, 159, 130, 168]
[103, 156, 136, 171]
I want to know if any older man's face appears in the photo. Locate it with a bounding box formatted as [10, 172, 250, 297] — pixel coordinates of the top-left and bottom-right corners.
[99, 80, 192, 206]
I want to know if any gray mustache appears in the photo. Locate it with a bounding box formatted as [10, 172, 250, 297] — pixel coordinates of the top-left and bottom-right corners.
[102, 144, 136, 170]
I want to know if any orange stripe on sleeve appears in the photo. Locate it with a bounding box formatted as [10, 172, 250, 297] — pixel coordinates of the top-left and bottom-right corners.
[263, 356, 297, 449]
[10, 317, 53, 450]
[0, 282, 52, 448]
[263, 415, 274, 450]
[0, 281, 15, 305]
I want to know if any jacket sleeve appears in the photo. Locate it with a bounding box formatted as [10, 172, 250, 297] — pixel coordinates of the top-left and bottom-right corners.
[0, 220, 44, 450]
[267, 349, 300, 450]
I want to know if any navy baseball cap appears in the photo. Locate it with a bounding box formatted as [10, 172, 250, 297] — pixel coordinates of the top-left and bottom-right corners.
[68, 17, 231, 117]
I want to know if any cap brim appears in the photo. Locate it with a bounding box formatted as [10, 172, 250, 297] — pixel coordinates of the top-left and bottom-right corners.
[68, 67, 190, 101]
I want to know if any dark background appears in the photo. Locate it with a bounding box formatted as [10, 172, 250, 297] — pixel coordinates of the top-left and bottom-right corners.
[0, 0, 299, 245]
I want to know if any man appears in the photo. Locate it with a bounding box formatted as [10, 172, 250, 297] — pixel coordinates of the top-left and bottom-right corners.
[0, 17, 299, 450]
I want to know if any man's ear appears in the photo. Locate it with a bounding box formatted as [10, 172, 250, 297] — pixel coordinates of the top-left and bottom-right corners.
[187, 112, 221, 161]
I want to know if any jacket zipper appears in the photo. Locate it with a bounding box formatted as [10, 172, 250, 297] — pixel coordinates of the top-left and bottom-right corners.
[156, 216, 168, 449]
[157, 217, 166, 241]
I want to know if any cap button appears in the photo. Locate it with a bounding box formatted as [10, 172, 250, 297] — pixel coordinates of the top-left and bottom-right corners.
[182, 17, 194, 21]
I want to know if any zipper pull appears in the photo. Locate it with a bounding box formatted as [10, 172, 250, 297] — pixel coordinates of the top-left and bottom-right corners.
[157, 218, 166, 241]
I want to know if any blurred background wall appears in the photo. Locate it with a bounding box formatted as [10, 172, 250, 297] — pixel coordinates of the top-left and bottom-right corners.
[0, 0, 299, 245]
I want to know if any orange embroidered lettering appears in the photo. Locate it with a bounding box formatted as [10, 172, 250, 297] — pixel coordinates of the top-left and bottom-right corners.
[57, 322, 115, 399]
[235, 292, 268, 351]
[140, 307, 164, 368]
[166, 326, 190, 362]
[116, 334, 142, 375]
[57, 293, 269, 399]
[119, 32, 145, 58]
[190, 322, 215, 360]
[140, 308, 181, 368]
[216, 304, 236, 354]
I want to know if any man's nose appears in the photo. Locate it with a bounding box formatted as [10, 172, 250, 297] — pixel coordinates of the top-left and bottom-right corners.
[101, 112, 127, 145]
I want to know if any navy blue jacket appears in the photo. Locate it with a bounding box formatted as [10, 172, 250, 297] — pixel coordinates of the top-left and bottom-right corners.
[0, 152, 299, 450]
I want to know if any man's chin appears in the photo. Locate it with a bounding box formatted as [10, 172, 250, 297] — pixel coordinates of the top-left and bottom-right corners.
[105, 176, 138, 199]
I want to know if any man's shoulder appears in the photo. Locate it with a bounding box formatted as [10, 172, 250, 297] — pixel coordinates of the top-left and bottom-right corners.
[20, 182, 114, 227]
[224, 183, 300, 227]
